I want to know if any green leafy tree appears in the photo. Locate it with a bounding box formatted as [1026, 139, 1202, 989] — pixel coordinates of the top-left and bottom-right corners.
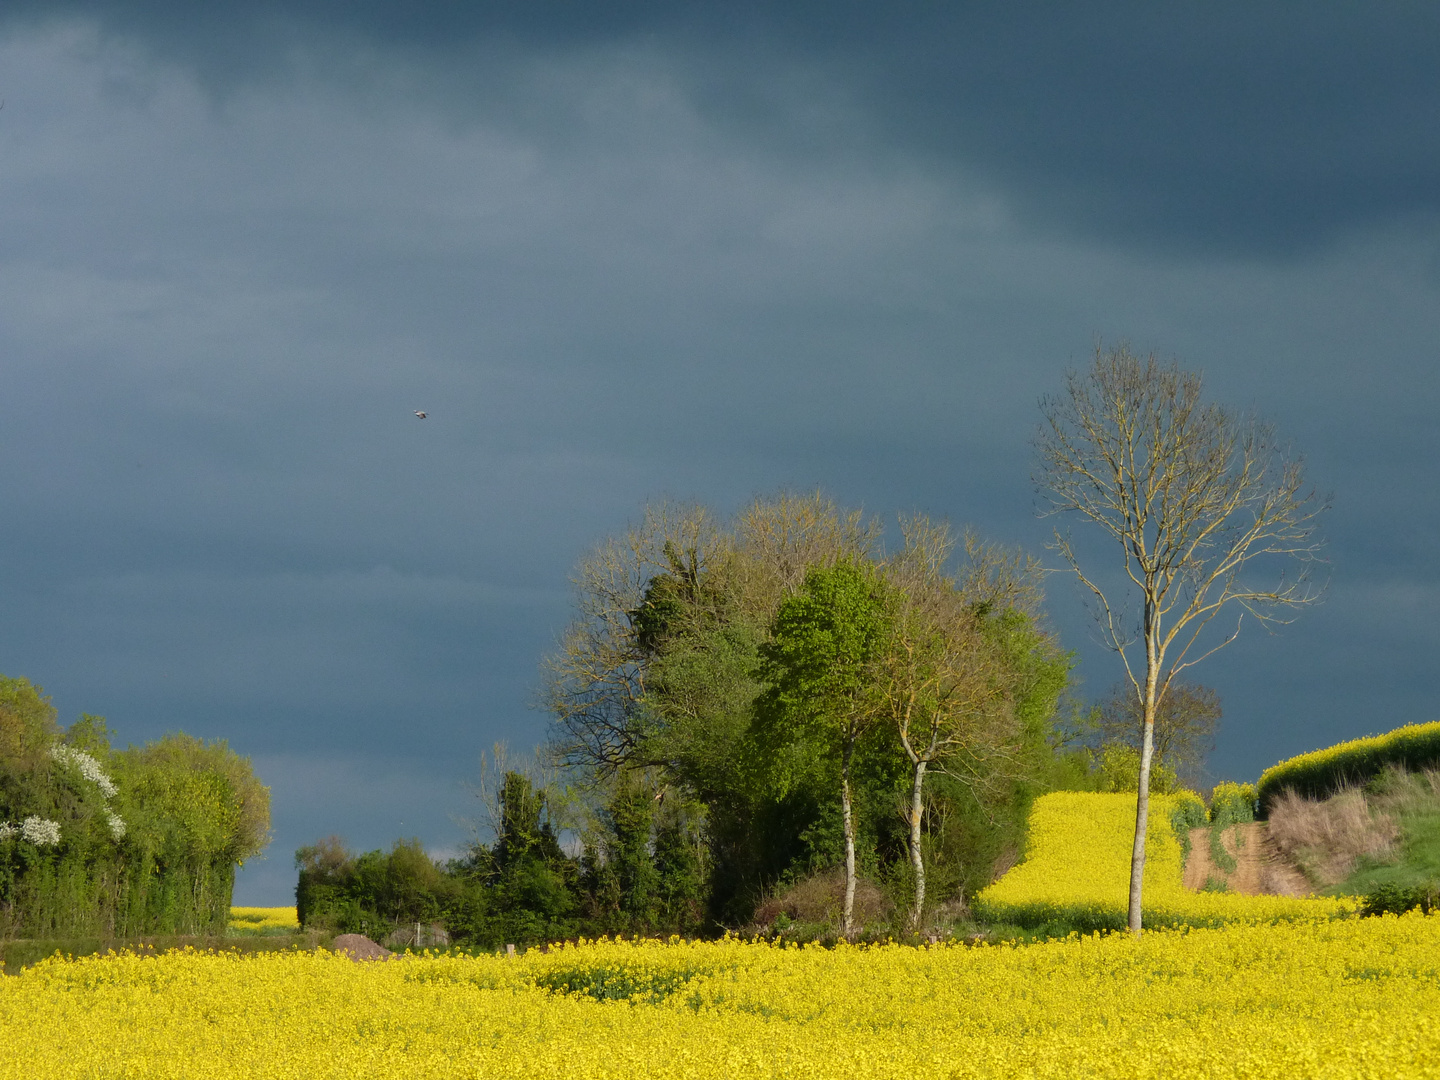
[755, 561, 891, 936]
[482, 772, 579, 945]
[540, 494, 1075, 935]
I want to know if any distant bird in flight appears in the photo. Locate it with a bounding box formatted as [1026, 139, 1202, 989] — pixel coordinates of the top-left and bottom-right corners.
[414, 410, 427, 419]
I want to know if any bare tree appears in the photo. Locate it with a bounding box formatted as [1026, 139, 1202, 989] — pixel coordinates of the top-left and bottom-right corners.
[1095, 679, 1221, 786]
[731, 491, 883, 618]
[1035, 344, 1327, 934]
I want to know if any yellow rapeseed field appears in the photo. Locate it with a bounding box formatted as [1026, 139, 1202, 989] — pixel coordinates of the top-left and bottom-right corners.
[2, 795, 1420, 1077]
[227, 906, 300, 933]
[975, 791, 1357, 929]
[2, 921, 1438, 1078]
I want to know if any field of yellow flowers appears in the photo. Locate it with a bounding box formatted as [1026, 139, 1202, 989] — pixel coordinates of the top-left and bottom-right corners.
[2, 920, 1438, 1079]
[974, 792, 1357, 929]
[2, 795, 1428, 1078]
[227, 906, 300, 934]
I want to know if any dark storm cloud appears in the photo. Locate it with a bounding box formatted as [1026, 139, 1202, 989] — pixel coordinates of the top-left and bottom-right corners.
[6, 2, 1440, 255]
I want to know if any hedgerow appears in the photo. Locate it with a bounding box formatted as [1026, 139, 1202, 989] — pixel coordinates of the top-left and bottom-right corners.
[0, 675, 269, 938]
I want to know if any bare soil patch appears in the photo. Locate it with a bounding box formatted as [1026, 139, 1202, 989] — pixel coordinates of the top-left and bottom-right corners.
[1184, 823, 1309, 896]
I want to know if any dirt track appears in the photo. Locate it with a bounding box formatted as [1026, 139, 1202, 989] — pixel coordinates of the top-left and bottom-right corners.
[1184, 822, 1310, 896]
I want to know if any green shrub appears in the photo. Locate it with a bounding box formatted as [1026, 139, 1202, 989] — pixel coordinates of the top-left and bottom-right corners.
[1168, 790, 1207, 866]
[1257, 722, 1440, 815]
[296, 837, 466, 941]
[1360, 882, 1439, 917]
[1095, 744, 1178, 795]
[1209, 782, 1256, 827]
[1202, 782, 1255, 877]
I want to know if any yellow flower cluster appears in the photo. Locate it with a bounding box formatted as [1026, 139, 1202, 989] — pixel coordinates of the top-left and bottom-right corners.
[974, 792, 1356, 929]
[227, 906, 300, 933]
[3, 920, 1438, 1078]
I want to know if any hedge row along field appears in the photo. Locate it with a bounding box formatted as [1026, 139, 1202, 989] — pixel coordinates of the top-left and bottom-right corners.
[1256, 720, 1440, 813]
[0, 676, 271, 939]
[4, 920, 1439, 1079]
[973, 792, 1355, 930]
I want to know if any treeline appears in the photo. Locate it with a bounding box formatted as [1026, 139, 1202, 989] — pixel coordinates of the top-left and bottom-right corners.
[298, 768, 706, 947]
[297, 494, 1224, 946]
[301, 495, 1114, 943]
[0, 675, 270, 938]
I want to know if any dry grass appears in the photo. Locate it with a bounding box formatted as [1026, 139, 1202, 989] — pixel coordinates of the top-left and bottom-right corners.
[751, 869, 891, 931]
[1266, 786, 1399, 888]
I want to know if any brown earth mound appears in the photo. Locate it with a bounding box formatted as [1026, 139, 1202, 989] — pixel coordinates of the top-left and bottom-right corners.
[331, 934, 394, 961]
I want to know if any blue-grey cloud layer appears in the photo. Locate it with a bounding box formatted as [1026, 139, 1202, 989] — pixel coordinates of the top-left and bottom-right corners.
[0, 6, 1435, 902]
[8, 2, 1440, 253]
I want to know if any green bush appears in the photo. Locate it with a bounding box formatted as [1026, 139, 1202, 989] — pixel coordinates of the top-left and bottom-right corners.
[1169, 790, 1207, 865]
[1209, 782, 1256, 827]
[296, 837, 464, 941]
[1257, 721, 1440, 815]
[1094, 744, 1178, 795]
[1202, 782, 1255, 876]
[1360, 882, 1439, 917]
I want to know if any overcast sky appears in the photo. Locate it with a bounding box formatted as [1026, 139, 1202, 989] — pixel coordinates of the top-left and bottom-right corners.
[1, 3, 1436, 904]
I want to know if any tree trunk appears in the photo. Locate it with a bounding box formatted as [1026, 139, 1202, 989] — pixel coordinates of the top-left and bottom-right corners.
[909, 759, 927, 930]
[1127, 659, 1160, 935]
[841, 735, 856, 938]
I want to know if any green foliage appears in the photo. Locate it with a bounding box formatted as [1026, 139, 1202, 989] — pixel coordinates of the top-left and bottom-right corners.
[578, 774, 662, 934]
[0, 677, 61, 770]
[1092, 744, 1178, 795]
[532, 960, 712, 1004]
[1360, 882, 1438, 917]
[1200, 782, 1255, 877]
[1208, 782, 1256, 827]
[754, 561, 891, 784]
[1168, 790, 1207, 866]
[543, 499, 1082, 937]
[1256, 721, 1440, 815]
[0, 675, 270, 939]
[296, 837, 469, 942]
[296, 768, 715, 948]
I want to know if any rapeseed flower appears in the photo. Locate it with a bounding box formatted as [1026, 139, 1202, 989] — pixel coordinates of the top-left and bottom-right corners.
[2, 920, 1437, 1078]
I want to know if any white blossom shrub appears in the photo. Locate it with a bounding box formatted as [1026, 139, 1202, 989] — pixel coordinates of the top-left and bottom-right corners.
[20, 816, 62, 846]
[51, 744, 119, 798]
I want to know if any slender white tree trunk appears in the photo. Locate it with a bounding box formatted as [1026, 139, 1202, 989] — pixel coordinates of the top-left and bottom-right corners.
[909, 759, 927, 929]
[1127, 650, 1160, 935]
[841, 736, 857, 938]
